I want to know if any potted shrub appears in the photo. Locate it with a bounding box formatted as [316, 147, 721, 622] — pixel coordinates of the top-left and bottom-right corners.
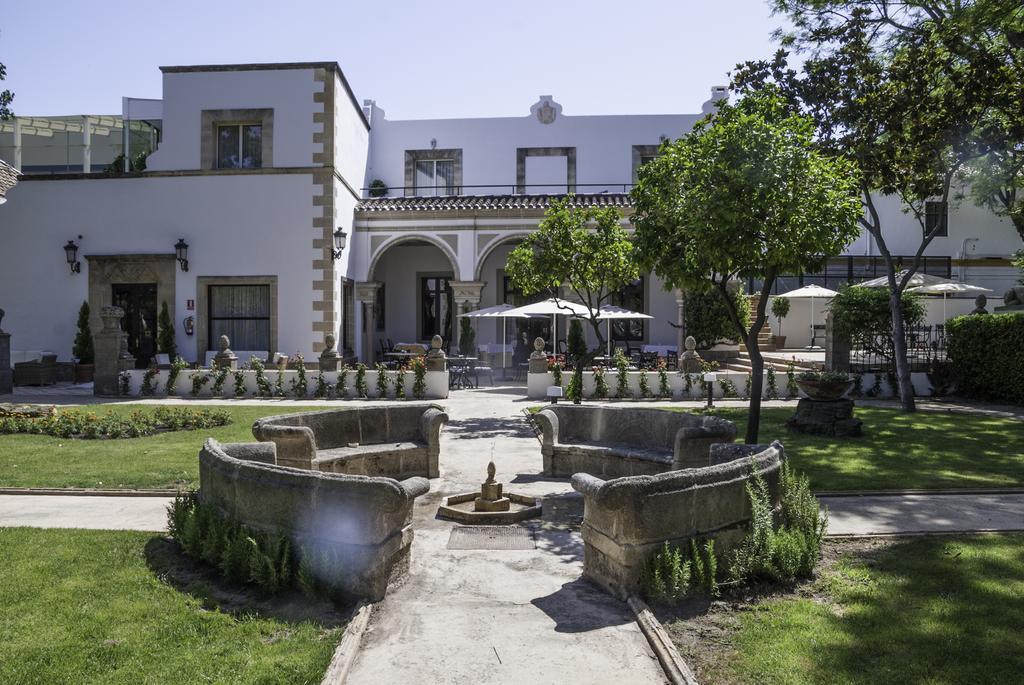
[458, 316, 476, 357]
[771, 296, 790, 349]
[368, 179, 388, 198]
[795, 370, 854, 401]
[72, 301, 94, 383]
[157, 301, 177, 361]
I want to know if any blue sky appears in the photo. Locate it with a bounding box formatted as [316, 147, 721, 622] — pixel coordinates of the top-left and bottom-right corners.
[1, 0, 791, 119]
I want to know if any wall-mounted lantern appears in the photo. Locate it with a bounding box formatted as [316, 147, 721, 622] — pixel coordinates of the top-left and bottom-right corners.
[64, 239, 81, 274]
[332, 228, 348, 260]
[174, 238, 189, 272]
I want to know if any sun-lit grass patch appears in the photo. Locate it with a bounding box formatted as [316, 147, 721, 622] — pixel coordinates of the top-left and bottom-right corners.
[0, 528, 341, 684]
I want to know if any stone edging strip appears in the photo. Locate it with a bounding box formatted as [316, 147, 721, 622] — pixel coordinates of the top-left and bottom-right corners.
[815, 488, 1024, 497]
[627, 595, 699, 685]
[828, 528, 1024, 539]
[0, 487, 180, 497]
[320, 600, 374, 685]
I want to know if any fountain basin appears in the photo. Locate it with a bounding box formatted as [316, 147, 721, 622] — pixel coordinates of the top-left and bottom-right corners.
[438, 491, 542, 524]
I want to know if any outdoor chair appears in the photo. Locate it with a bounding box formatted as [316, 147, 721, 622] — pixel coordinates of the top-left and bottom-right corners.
[640, 352, 659, 370]
[12, 351, 58, 386]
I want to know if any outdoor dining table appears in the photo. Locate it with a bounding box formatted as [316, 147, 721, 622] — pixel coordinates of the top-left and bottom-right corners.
[447, 356, 479, 390]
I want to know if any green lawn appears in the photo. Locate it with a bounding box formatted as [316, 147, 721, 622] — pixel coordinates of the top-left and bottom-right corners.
[667, 534, 1024, 685]
[667, 406, 1024, 491]
[0, 527, 342, 685]
[0, 405, 316, 490]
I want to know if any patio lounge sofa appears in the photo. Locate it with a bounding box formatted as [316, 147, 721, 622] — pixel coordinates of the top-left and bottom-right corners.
[199, 438, 429, 600]
[533, 404, 737, 478]
[11, 351, 58, 386]
[572, 441, 785, 599]
[252, 403, 448, 478]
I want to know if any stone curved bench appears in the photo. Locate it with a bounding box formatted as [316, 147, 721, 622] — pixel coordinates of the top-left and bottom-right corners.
[533, 405, 737, 478]
[570, 441, 784, 599]
[252, 403, 448, 479]
[199, 438, 429, 601]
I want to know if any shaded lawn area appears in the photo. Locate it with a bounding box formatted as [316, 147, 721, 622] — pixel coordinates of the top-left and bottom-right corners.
[0, 527, 342, 685]
[672, 406, 1024, 491]
[665, 534, 1024, 685]
[0, 405, 318, 490]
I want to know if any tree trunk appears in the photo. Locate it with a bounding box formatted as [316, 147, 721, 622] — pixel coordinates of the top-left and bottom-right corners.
[746, 330, 765, 444]
[889, 290, 916, 412]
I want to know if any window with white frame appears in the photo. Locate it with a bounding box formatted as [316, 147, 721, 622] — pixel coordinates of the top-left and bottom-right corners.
[414, 159, 456, 196]
[216, 123, 263, 169]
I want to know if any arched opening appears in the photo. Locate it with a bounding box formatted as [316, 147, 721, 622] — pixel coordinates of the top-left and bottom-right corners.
[474, 235, 553, 356]
[370, 238, 460, 353]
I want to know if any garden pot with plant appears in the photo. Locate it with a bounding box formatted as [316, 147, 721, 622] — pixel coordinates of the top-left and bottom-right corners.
[72, 301, 94, 383]
[795, 370, 854, 400]
[771, 296, 790, 349]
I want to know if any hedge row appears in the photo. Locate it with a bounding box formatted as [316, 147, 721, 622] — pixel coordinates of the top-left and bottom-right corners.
[947, 313, 1024, 405]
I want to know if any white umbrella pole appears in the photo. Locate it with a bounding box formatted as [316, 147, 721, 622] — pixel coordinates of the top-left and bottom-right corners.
[502, 317, 507, 377]
[607, 319, 611, 358]
[809, 297, 816, 348]
[942, 293, 947, 322]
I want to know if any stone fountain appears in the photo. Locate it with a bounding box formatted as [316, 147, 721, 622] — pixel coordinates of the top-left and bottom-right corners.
[438, 461, 541, 524]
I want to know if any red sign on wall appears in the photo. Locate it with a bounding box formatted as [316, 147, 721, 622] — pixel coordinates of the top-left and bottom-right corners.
[186, 299, 195, 311]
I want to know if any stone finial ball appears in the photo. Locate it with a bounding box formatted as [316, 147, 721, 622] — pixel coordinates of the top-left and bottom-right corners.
[218, 334, 230, 352]
[431, 334, 443, 350]
[975, 293, 987, 307]
[324, 332, 336, 351]
[533, 336, 545, 352]
[685, 335, 697, 352]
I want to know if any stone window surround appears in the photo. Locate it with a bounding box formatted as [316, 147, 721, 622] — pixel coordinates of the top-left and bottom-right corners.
[200, 108, 275, 170]
[404, 149, 463, 197]
[631, 144, 661, 184]
[195, 275, 279, 361]
[516, 147, 576, 194]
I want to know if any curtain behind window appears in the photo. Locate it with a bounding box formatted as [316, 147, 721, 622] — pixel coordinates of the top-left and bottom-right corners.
[209, 285, 270, 351]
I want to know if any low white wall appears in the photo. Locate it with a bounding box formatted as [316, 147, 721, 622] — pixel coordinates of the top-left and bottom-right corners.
[123, 368, 448, 400]
[527, 370, 935, 400]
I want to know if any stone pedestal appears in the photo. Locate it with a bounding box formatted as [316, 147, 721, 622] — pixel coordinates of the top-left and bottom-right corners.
[319, 332, 342, 371]
[425, 334, 447, 372]
[474, 462, 510, 512]
[679, 335, 704, 374]
[786, 398, 862, 437]
[94, 306, 127, 396]
[528, 336, 549, 374]
[212, 334, 238, 370]
[0, 331, 11, 395]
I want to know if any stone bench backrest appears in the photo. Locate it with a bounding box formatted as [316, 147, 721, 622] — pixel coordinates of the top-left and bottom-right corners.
[545, 404, 719, 451]
[253, 403, 442, 450]
[199, 438, 426, 546]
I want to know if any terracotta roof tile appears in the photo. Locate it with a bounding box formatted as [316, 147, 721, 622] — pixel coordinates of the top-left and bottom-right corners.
[356, 192, 633, 213]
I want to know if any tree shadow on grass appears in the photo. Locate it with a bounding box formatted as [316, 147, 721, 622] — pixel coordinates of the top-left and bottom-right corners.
[814, 535, 1024, 684]
[143, 536, 350, 628]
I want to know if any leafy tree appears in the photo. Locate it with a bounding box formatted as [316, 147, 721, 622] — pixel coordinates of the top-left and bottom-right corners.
[738, 1, 1023, 411]
[0, 61, 13, 121]
[72, 301, 94, 364]
[632, 89, 861, 443]
[157, 301, 177, 359]
[683, 287, 750, 349]
[458, 316, 476, 357]
[770, 296, 791, 339]
[830, 286, 926, 369]
[567, 318, 587, 367]
[506, 198, 640, 403]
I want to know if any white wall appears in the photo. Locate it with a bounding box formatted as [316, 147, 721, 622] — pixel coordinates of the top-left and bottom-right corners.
[148, 69, 320, 171]
[0, 173, 319, 361]
[365, 101, 707, 195]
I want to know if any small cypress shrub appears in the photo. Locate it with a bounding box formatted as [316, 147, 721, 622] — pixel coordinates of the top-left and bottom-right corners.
[355, 363, 368, 398]
[615, 351, 630, 399]
[657, 362, 671, 399]
[766, 366, 778, 399]
[411, 358, 426, 399]
[156, 301, 177, 360]
[638, 369, 651, 398]
[291, 355, 307, 397]
[375, 362, 390, 398]
[72, 301, 94, 364]
[593, 366, 609, 399]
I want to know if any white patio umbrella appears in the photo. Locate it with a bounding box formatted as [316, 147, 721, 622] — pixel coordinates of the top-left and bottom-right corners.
[503, 298, 593, 353]
[594, 305, 655, 357]
[907, 281, 992, 322]
[776, 284, 839, 350]
[856, 269, 955, 290]
[458, 303, 529, 373]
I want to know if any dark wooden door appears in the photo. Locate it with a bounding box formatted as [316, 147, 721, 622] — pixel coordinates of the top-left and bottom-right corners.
[112, 283, 158, 369]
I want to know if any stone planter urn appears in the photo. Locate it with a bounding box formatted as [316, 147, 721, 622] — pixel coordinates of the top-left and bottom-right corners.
[795, 378, 854, 401]
[773, 335, 787, 349]
[74, 363, 95, 384]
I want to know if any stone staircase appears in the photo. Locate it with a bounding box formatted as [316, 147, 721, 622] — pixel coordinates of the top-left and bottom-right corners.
[723, 352, 817, 373]
[738, 294, 775, 353]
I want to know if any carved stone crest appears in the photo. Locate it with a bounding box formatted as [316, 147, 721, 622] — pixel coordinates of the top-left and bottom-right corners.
[530, 96, 562, 125]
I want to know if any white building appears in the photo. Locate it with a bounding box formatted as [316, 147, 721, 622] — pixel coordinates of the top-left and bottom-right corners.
[0, 61, 1019, 368]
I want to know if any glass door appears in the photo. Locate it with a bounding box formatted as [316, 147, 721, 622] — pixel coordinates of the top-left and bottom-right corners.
[111, 283, 158, 369]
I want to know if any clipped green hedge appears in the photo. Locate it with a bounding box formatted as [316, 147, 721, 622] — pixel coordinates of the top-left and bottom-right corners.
[947, 314, 1024, 405]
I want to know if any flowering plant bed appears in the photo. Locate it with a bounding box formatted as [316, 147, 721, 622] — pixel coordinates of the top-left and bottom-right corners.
[0, 406, 231, 439]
